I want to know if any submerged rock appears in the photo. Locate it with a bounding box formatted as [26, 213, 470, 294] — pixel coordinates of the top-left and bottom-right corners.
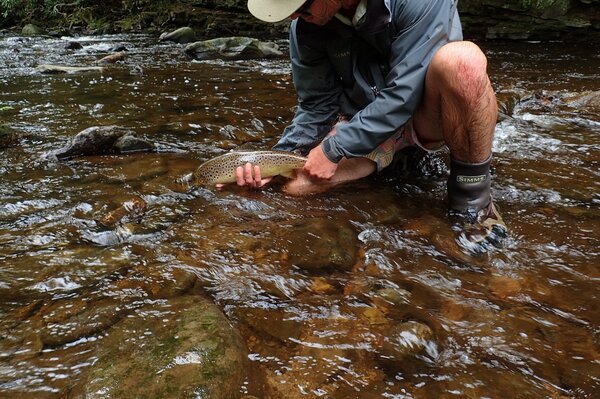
[97, 196, 148, 228]
[262, 314, 385, 397]
[160, 27, 196, 44]
[0, 264, 201, 360]
[380, 321, 434, 360]
[284, 218, 358, 272]
[0, 124, 18, 148]
[50, 125, 155, 160]
[235, 306, 303, 343]
[184, 37, 283, 60]
[82, 295, 249, 399]
[372, 287, 412, 312]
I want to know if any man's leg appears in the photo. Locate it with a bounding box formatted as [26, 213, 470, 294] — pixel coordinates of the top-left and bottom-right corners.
[283, 157, 376, 196]
[414, 41, 496, 163]
[413, 41, 506, 247]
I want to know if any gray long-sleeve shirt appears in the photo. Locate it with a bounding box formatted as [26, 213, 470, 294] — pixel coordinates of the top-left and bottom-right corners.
[273, 0, 462, 163]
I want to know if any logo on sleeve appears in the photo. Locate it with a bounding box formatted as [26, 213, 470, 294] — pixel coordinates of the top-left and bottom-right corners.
[333, 50, 351, 59]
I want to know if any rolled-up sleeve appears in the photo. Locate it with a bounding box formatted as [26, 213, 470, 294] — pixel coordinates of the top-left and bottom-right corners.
[322, 0, 461, 162]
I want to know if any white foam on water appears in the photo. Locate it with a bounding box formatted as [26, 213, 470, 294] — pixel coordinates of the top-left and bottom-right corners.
[31, 276, 82, 292]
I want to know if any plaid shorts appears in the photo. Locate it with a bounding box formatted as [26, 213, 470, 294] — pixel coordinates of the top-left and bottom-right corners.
[365, 119, 446, 171]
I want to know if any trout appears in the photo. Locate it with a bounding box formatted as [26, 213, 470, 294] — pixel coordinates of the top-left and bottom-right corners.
[194, 150, 307, 185]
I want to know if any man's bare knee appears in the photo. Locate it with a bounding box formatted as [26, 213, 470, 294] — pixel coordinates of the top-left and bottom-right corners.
[430, 41, 490, 102]
[433, 41, 488, 73]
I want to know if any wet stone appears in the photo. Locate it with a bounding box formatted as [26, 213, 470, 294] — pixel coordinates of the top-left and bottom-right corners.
[113, 133, 155, 153]
[310, 277, 336, 294]
[440, 298, 472, 321]
[432, 233, 478, 264]
[160, 27, 196, 44]
[97, 196, 148, 228]
[284, 218, 358, 272]
[110, 44, 129, 52]
[236, 306, 303, 343]
[0, 264, 200, 360]
[488, 274, 523, 299]
[262, 315, 385, 398]
[39, 298, 124, 348]
[184, 37, 283, 61]
[49, 126, 155, 160]
[113, 265, 198, 299]
[80, 295, 249, 399]
[563, 90, 600, 110]
[343, 278, 373, 297]
[10, 299, 44, 322]
[402, 213, 442, 237]
[52, 125, 130, 159]
[518, 89, 600, 117]
[0, 124, 18, 148]
[379, 321, 434, 361]
[2, 294, 125, 351]
[64, 41, 83, 50]
[360, 306, 388, 326]
[372, 287, 412, 312]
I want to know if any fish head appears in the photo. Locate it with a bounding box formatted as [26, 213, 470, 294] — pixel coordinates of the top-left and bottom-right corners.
[193, 168, 209, 186]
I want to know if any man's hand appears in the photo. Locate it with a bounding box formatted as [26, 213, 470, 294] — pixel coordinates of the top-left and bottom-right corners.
[303, 144, 338, 180]
[215, 162, 272, 189]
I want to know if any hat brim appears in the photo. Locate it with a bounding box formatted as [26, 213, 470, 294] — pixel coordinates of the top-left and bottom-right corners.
[247, 0, 307, 23]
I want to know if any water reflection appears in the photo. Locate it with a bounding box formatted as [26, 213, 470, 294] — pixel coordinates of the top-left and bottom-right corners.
[0, 33, 599, 397]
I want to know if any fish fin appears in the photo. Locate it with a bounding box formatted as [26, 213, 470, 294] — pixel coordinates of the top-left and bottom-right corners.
[233, 144, 261, 152]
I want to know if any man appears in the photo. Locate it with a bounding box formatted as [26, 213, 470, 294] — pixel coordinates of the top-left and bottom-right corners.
[240, 0, 506, 249]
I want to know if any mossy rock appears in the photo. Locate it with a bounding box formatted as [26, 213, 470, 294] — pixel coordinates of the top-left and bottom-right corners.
[22, 23, 45, 36]
[184, 36, 283, 60]
[160, 26, 196, 43]
[81, 295, 249, 399]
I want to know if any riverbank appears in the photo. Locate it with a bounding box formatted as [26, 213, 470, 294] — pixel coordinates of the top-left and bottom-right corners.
[1, 0, 599, 42]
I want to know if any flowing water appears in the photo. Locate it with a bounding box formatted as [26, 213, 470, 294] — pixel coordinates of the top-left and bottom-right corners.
[0, 33, 598, 398]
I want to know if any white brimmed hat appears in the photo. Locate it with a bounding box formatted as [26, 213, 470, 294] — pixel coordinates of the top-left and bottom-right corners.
[247, 0, 308, 23]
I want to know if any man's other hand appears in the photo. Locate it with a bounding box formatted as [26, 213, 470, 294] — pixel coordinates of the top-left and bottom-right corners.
[304, 144, 338, 180]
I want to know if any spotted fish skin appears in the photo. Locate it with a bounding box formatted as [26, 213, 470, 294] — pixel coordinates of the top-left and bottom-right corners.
[194, 150, 307, 185]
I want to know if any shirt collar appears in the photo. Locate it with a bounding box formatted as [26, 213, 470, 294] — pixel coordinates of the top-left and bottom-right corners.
[334, 0, 368, 27]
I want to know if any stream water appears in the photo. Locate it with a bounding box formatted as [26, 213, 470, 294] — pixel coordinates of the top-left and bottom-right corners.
[0, 33, 599, 398]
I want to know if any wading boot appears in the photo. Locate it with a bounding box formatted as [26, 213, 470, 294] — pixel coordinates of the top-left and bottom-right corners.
[447, 156, 507, 253]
